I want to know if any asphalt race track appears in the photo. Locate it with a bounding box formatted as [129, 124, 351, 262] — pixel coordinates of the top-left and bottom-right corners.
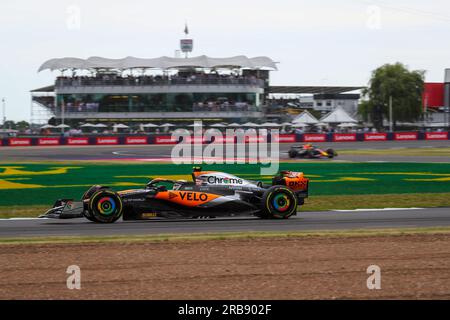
[1, 140, 449, 162]
[1, 207, 449, 238]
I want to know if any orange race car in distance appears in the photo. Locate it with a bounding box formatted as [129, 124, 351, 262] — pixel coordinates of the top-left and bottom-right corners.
[40, 167, 309, 223]
[288, 143, 338, 159]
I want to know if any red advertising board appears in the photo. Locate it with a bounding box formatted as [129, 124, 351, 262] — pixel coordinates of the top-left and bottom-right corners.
[304, 134, 327, 142]
[96, 137, 119, 145]
[425, 132, 448, 140]
[244, 135, 267, 143]
[155, 135, 178, 144]
[210, 136, 235, 144]
[394, 132, 418, 141]
[273, 134, 296, 143]
[125, 136, 148, 145]
[0, 139, 2, 146]
[364, 133, 387, 141]
[183, 136, 208, 144]
[38, 137, 60, 146]
[8, 138, 31, 146]
[67, 137, 89, 145]
[333, 133, 357, 142]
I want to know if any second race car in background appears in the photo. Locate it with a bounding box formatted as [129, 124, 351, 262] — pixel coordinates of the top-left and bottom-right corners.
[288, 144, 338, 159]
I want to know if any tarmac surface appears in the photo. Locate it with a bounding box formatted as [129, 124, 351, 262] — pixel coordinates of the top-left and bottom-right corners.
[1, 207, 449, 238]
[1, 140, 449, 162]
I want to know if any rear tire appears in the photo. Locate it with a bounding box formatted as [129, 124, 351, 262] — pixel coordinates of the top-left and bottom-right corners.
[288, 149, 298, 158]
[88, 190, 123, 223]
[260, 186, 298, 219]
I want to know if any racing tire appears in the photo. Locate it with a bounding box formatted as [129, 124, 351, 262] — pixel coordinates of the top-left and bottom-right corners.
[306, 150, 315, 159]
[260, 186, 298, 219]
[288, 149, 298, 158]
[82, 185, 109, 200]
[82, 185, 110, 222]
[88, 190, 123, 223]
[326, 148, 337, 158]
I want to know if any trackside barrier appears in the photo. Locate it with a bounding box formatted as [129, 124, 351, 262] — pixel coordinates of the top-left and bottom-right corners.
[425, 132, 449, 140]
[37, 137, 61, 146]
[0, 132, 449, 147]
[394, 132, 418, 141]
[332, 133, 357, 142]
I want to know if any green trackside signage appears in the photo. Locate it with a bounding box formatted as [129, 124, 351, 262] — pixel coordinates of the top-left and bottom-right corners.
[0, 162, 450, 206]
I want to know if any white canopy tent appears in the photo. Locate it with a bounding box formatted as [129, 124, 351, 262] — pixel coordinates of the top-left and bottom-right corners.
[142, 123, 158, 128]
[93, 123, 108, 128]
[228, 123, 242, 127]
[80, 123, 95, 128]
[38, 55, 277, 72]
[337, 122, 358, 128]
[55, 124, 70, 129]
[160, 123, 175, 127]
[292, 111, 319, 124]
[209, 123, 227, 128]
[260, 122, 281, 127]
[291, 123, 309, 128]
[40, 124, 55, 129]
[113, 123, 130, 129]
[241, 122, 261, 127]
[320, 107, 358, 123]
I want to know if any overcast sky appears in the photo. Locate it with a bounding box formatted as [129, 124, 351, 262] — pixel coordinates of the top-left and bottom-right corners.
[1, 0, 450, 121]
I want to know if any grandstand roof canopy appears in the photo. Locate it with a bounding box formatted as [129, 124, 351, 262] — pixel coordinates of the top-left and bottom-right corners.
[38, 55, 277, 72]
[269, 86, 364, 94]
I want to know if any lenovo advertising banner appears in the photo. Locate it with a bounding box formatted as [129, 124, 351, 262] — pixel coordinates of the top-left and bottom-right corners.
[66, 137, 89, 145]
[333, 133, 357, 142]
[125, 136, 148, 145]
[155, 136, 178, 144]
[37, 138, 60, 146]
[96, 137, 119, 145]
[364, 133, 387, 141]
[304, 134, 327, 142]
[425, 132, 448, 140]
[394, 132, 418, 141]
[8, 138, 31, 146]
[273, 134, 297, 143]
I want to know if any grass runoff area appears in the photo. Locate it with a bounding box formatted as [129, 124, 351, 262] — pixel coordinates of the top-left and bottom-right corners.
[339, 147, 450, 157]
[0, 162, 449, 218]
[2, 227, 450, 245]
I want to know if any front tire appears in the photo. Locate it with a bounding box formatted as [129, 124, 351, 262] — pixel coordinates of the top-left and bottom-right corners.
[326, 148, 337, 158]
[88, 190, 123, 223]
[260, 186, 298, 219]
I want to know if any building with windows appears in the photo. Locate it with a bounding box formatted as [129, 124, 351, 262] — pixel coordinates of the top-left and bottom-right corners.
[32, 56, 276, 125]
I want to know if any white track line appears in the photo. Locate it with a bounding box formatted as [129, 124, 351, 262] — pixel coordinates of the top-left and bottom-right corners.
[333, 207, 424, 212]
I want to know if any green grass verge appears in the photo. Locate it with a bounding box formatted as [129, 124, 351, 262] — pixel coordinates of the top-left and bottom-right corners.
[2, 227, 450, 245]
[339, 147, 450, 157]
[1, 192, 449, 218]
[1, 162, 450, 207]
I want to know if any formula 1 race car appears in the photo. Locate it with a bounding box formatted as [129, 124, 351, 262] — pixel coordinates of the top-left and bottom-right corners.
[40, 167, 309, 223]
[288, 144, 337, 159]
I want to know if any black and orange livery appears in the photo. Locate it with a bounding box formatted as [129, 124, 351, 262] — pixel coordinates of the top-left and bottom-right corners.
[40, 167, 309, 223]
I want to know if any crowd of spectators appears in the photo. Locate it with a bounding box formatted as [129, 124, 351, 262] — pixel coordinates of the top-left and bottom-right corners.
[55, 72, 263, 87]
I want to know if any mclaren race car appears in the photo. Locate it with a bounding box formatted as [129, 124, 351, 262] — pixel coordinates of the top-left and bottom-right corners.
[288, 144, 337, 159]
[40, 167, 309, 223]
